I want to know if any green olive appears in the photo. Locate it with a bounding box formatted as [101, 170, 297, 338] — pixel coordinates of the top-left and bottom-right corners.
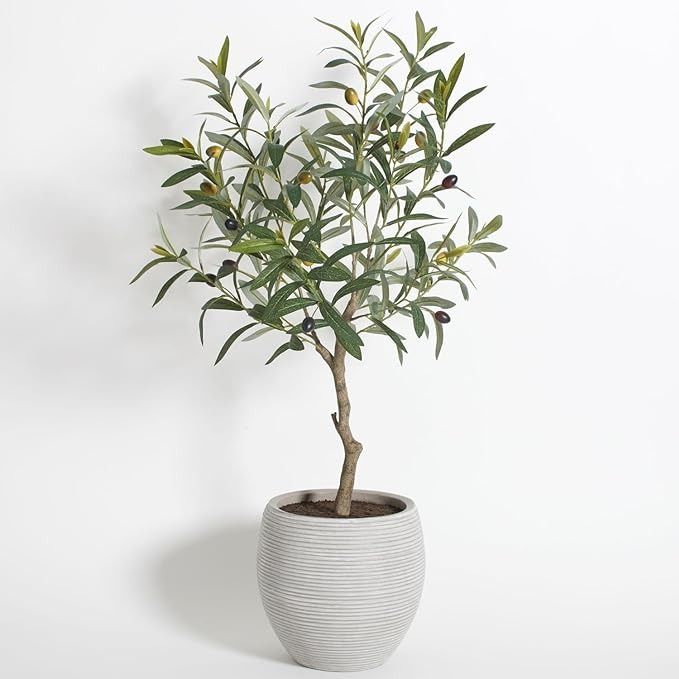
[344, 88, 359, 105]
[200, 181, 218, 195]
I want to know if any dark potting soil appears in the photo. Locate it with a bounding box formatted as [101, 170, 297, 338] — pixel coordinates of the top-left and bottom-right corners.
[280, 499, 403, 519]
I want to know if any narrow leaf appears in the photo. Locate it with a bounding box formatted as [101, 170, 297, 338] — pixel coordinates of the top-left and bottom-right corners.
[443, 123, 494, 156]
[214, 322, 257, 365]
[332, 277, 378, 303]
[152, 270, 188, 306]
[319, 301, 363, 359]
[129, 256, 174, 284]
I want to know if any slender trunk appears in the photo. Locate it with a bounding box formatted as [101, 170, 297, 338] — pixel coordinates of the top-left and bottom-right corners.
[310, 292, 363, 517]
[331, 349, 363, 516]
[330, 293, 363, 517]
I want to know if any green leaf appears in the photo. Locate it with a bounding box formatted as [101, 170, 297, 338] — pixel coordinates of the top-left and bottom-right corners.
[419, 296, 456, 308]
[286, 183, 302, 207]
[216, 36, 230, 75]
[267, 142, 285, 168]
[315, 18, 357, 45]
[290, 335, 304, 350]
[152, 270, 188, 306]
[205, 131, 252, 161]
[199, 296, 244, 344]
[409, 230, 427, 271]
[476, 215, 503, 240]
[384, 29, 414, 67]
[323, 167, 372, 184]
[319, 301, 363, 359]
[161, 166, 202, 187]
[183, 190, 232, 214]
[415, 12, 426, 52]
[236, 77, 269, 122]
[245, 257, 290, 290]
[262, 282, 303, 321]
[229, 239, 284, 254]
[443, 123, 494, 156]
[332, 276, 378, 303]
[371, 318, 407, 353]
[237, 57, 263, 80]
[410, 302, 425, 337]
[445, 54, 465, 100]
[276, 297, 317, 316]
[469, 242, 507, 253]
[309, 80, 348, 90]
[129, 256, 174, 284]
[449, 86, 487, 117]
[143, 145, 199, 159]
[203, 297, 243, 311]
[262, 197, 294, 221]
[323, 242, 371, 267]
[242, 326, 274, 342]
[422, 41, 455, 59]
[467, 206, 479, 240]
[434, 316, 444, 359]
[214, 322, 257, 365]
[265, 342, 291, 365]
[307, 265, 352, 282]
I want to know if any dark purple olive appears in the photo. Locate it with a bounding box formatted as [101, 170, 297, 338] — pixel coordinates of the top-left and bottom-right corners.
[224, 218, 240, 231]
[205, 273, 217, 287]
[434, 310, 450, 324]
[302, 317, 315, 333]
[441, 174, 458, 189]
[222, 259, 237, 268]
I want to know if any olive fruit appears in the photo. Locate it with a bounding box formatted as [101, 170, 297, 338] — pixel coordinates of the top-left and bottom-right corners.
[302, 317, 315, 333]
[434, 310, 451, 324]
[441, 174, 458, 189]
[344, 87, 359, 105]
[415, 131, 426, 149]
[222, 259, 237, 269]
[297, 170, 313, 185]
[200, 181, 218, 195]
[206, 145, 222, 158]
[224, 218, 240, 231]
[418, 90, 432, 104]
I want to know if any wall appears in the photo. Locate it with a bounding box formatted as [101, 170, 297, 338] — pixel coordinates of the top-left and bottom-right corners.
[1, 0, 678, 677]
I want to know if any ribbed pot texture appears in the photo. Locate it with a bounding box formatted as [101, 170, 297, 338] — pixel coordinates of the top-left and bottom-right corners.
[257, 489, 425, 672]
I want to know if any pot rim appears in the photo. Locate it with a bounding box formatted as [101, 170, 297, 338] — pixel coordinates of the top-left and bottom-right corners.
[266, 488, 417, 523]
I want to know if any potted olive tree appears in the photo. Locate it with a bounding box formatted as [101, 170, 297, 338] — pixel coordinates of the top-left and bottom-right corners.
[133, 13, 504, 672]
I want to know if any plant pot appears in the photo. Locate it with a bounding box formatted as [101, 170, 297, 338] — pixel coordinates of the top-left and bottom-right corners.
[257, 489, 425, 672]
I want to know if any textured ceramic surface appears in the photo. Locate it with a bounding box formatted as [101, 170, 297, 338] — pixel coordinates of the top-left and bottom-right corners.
[256, 489, 425, 672]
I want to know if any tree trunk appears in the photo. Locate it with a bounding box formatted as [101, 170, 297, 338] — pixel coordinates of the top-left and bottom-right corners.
[310, 292, 363, 517]
[330, 293, 362, 517]
[331, 349, 363, 516]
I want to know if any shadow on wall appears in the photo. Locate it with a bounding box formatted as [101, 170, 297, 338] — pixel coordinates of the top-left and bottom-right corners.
[146, 520, 291, 665]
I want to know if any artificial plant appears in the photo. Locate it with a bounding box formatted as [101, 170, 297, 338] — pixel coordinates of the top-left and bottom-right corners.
[133, 13, 505, 516]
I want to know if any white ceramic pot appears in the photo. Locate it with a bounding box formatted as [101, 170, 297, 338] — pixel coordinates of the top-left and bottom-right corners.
[256, 489, 425, 672]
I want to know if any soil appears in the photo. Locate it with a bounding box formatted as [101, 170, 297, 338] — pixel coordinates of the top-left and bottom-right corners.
[280, 499, 403, 519]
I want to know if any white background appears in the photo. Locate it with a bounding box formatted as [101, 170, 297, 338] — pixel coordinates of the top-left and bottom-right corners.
[2, 0, 678, 677]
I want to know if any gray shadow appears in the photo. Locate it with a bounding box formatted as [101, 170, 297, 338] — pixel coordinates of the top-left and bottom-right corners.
[147, 521, 291, 664]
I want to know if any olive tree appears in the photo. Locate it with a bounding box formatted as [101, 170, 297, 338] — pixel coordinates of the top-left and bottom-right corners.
[133, 13, 506, 516]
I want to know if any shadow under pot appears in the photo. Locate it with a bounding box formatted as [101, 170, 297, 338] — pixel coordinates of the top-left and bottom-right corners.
[256, 489, 425, 672]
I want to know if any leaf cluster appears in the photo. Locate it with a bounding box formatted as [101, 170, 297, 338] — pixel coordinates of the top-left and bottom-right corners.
[133, 13, 505, 365]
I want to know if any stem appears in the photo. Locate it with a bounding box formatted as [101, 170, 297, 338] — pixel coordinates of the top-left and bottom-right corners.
[329, 293, 363, 516]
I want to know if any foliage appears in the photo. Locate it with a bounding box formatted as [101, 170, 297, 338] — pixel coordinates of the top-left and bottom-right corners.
[133, 13, 505, 365]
